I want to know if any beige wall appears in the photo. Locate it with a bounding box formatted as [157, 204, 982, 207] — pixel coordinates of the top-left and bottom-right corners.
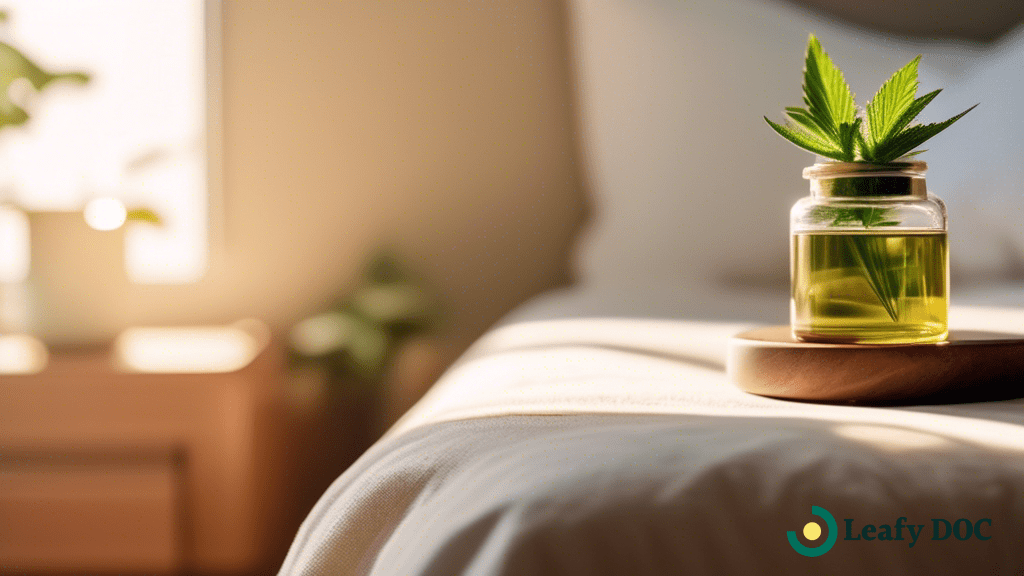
[114, 0, 585, 345]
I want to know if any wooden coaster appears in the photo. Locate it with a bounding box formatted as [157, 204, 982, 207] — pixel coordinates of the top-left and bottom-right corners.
[727, 326, 1024, 405]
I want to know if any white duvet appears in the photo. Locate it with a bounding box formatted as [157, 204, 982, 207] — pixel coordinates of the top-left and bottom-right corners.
[277, 304, 1024, 575]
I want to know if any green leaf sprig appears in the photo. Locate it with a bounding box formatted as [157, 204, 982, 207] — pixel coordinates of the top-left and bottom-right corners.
[765, 35, 976, 164]
[0, 11, 90, 131]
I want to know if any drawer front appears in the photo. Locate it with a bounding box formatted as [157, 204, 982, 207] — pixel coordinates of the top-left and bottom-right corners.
[0, 455, 182, 574]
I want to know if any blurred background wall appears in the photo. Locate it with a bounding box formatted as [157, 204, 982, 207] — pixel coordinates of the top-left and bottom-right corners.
[112, 0, 586, 349]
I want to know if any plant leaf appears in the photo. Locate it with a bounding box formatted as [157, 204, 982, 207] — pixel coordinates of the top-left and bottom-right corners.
[0, 41, 89, 131]
[853, 127, 873, 162]
[764, 117, 845, 160]
[126, 208, 162, 225]
[767, 35, 974, 165]
[802, 35, 856, 141]
[785, 107, 832, 140]
[836, 118, 862, 162]
[884, 89, 941, 142]
[845, 235, 901, 321]
[865, 55, 920, 149]
[872, 104, 977, 162]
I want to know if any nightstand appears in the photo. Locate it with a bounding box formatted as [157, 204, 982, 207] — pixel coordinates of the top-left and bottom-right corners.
[0, 327, 374, 575]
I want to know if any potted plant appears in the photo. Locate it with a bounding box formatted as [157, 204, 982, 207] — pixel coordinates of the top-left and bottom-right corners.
[765, 35, 975, 344]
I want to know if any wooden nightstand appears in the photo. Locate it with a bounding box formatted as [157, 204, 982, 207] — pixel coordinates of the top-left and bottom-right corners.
[0, 331, 374, 575]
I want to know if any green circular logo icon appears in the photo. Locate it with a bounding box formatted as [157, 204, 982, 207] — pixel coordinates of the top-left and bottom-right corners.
[788, 506, 838, 557]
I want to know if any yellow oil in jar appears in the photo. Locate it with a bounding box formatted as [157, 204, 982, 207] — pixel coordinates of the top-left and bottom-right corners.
[792, 231, 947, 344]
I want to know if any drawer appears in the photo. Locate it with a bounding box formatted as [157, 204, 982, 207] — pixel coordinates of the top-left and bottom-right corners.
[0, 451, 182, 574]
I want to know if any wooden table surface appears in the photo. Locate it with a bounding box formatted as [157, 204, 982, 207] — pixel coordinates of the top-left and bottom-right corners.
[728, 326, 1024, 405]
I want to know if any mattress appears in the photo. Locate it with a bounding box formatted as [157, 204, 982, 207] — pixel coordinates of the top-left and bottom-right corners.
[276, 302, 1024, 575]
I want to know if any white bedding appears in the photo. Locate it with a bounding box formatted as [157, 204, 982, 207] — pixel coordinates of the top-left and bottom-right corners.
[277, 304, 1024, 575]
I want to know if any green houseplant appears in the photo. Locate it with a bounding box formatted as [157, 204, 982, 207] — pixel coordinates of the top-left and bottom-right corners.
[288, 251, 443, 389]
[766, 35, 975, 344]
[0, 10, 90, 130]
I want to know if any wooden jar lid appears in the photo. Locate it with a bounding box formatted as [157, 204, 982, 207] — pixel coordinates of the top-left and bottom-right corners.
[727, 326, 1024, 405]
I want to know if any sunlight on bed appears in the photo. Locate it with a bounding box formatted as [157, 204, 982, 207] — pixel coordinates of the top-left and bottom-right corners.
[395, 316, 1024, 457]
[833, 424, 951, 451]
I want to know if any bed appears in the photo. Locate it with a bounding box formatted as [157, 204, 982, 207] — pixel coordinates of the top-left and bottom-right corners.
[277, 0, 1024, 573]
[276, 304, 1024, 575]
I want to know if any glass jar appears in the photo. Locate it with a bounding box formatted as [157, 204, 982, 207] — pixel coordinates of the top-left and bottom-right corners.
[791, 160, 948, 344]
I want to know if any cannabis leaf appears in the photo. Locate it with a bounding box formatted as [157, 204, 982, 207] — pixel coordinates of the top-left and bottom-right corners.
[865, 56, 922, 150]
[812, 205, 898, 228]
[765, 35, 976, 164]
[801, 36, 856, 135]
[842, 207, 903, 321]
[845, 235, 903, 322]
[810, 205, 906, 321]
[868, 107, 977, 163]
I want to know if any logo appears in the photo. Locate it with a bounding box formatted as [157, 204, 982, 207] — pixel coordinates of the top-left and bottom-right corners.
[786, 507, 993, 556]
[787, 506, 838, 557]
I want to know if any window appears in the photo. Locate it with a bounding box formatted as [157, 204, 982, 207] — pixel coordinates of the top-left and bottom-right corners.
[0, 0, 215, 284]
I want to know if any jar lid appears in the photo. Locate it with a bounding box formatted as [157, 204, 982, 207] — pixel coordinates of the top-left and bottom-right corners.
[804, 160, 927, 198]
[803, 160, 927, 180]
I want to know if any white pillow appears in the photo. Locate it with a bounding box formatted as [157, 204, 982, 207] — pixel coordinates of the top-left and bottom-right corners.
[916, 27, 1024, 278]
[567, 0, 1014, 290]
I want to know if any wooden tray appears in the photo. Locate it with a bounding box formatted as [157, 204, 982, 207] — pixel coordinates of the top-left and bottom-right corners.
[727, 326, 1024, 405]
